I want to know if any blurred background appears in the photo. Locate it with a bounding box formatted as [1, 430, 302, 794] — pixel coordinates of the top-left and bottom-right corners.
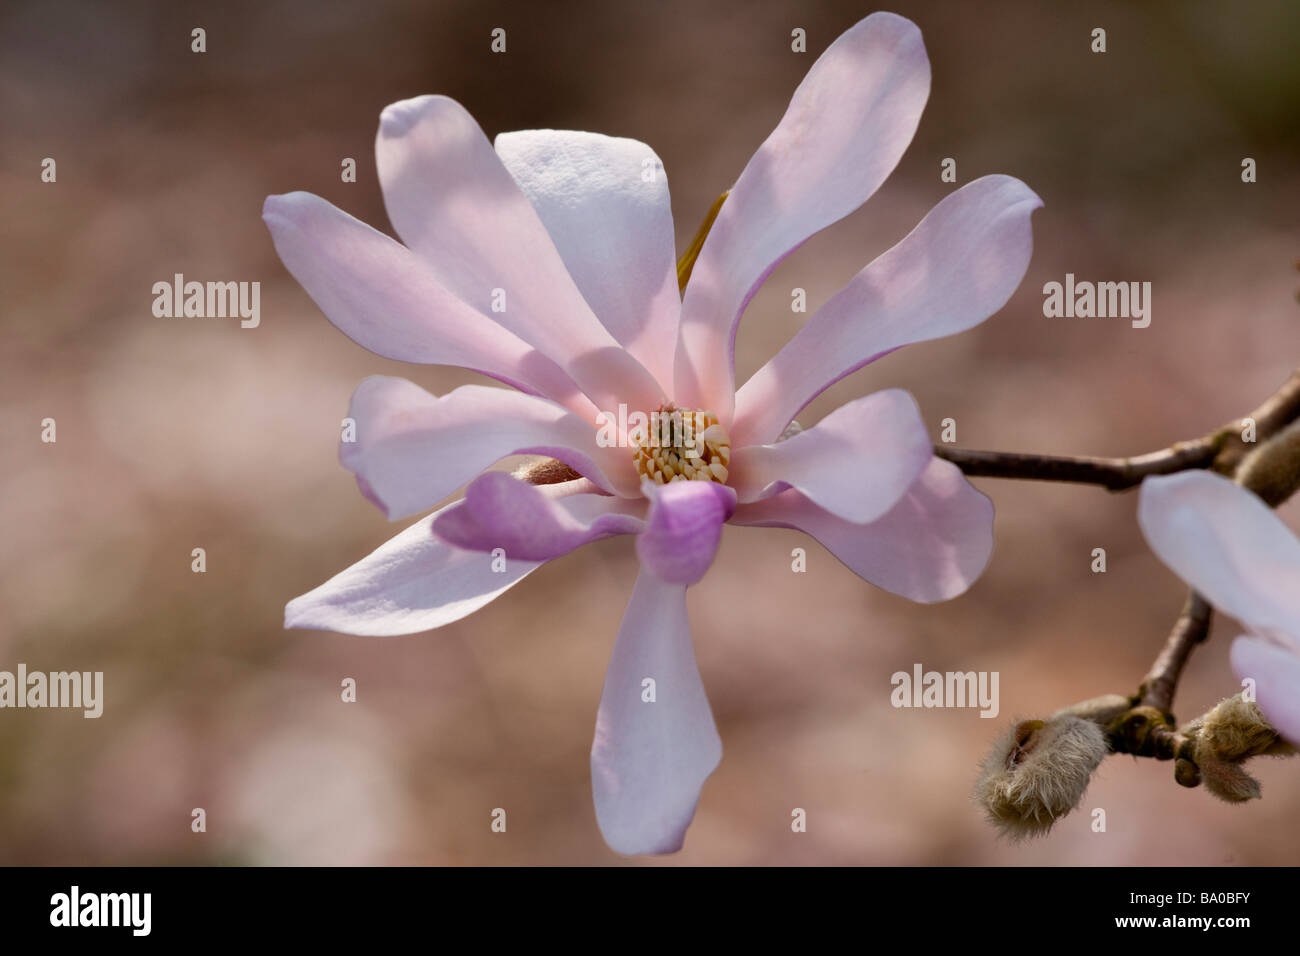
[2, 0, 1298, 864]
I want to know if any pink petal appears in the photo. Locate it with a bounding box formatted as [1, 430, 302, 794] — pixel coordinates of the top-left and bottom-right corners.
[263, 191, 590, 415]
[1138, 471, 1300, 637]
[635, 480, 736, 585]
[375, 96, 665, 414]
[731, 457, 993, 602]
[432, 472, 645, 561]
[729, 389, 932, 523]
[495, 129, 680, 393]
[341, 376, 639, 520]
[284, 507, 540, 636]
[732, 175, 1042, 447]
[1231, 635, 1300, 746]
[591, 569, 721, 854]
[673, 12, 930, 422]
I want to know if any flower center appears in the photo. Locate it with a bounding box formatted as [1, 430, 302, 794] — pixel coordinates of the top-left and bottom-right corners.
[633, 406, 731, 485]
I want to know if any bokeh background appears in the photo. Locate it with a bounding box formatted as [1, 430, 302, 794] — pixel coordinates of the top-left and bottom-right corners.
[3, 0, 1298, 864]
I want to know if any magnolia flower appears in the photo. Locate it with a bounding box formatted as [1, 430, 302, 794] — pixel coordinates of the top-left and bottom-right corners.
[265, 12, 1041, 854]
[1140, 470, 1300, 746]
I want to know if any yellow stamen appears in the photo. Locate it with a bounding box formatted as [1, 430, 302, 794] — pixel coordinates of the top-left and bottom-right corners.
[633, 406, 731, 485]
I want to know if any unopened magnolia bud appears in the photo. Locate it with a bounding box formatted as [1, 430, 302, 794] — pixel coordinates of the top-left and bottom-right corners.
[1178, 694, 1295, 803]
[513, 456, 582, 486]
[975, 715, 1109, 839]
[1198, 757, 1261, 803]
[1180, 694, 1288, 761]
[1235, 418, 1300, 507]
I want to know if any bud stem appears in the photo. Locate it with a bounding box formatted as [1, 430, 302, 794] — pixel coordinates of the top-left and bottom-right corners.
[1139, 592, 1212, 716]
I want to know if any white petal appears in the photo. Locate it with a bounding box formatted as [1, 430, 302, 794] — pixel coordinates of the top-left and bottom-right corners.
[673, 12, 931, 422]
[1231, 635, 1300, 745]
[1139, 471, 1300, 637]
[285, 507, 539, 636]
[343, 377, 640, 520]
[495, 129, 680, 392]
[728, 389, 932, 523]
[591, 569, 721, 854]
[732, 175, 1041, 447]
[263, 192, 589, 413]
[731, 457, 993, 602]
[375, 96, 664, 414]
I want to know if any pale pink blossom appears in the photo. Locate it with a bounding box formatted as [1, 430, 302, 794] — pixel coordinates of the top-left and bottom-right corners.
[265, 12, 1041, 853]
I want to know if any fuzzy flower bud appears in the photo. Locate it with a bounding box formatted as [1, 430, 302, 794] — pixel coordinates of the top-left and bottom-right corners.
[1235, 418, 1300, 507]
[1178, 693, 1295, 803]
[512, 456, 582, 486]
[975, 714, 1110, 839]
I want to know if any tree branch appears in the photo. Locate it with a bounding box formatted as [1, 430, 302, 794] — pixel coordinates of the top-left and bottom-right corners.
[934, 441, 1220, 491]
[1139, 592, 1212, 715]
[937, 368, 1300, 490]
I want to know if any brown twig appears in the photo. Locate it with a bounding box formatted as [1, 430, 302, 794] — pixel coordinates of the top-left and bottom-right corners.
[1101, 593, 1211, 772]
[1218, 367, 1300, 471]
[1139, 592, 1212, 716]
[937, 368, 1300, 490]
[934, 441, 1220, 491]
